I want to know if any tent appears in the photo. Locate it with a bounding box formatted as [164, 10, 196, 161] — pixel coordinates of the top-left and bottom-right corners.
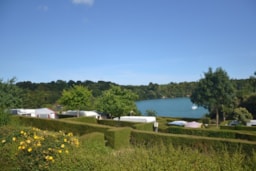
[35, 108, 57, 119]
[167, 120, 187, 126]
[10, 109, 36, 117]
[113, 116, 156, 123]
[184, 121, 202, 128]
[10, 108, 57, 119]
[63, 110, 101, 119]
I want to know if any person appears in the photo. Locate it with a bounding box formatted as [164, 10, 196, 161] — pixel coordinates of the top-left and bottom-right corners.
[154, 121, 159, 132]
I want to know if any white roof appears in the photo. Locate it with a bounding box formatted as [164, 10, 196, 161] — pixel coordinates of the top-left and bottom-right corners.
[35, 108, 55, 114]
[114, 116, 156, 123]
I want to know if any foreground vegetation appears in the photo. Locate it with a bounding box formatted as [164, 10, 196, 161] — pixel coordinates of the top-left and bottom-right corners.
[1, 125, 256, 171]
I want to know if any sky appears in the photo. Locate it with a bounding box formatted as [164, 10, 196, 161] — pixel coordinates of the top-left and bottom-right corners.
[1, 0, 256, 85]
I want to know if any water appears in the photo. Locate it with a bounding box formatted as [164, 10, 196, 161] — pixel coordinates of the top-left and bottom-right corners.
[136, 97, 208, 119]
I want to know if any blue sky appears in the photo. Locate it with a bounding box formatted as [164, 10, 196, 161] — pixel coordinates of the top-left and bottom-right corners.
[1, 0, 256, 85]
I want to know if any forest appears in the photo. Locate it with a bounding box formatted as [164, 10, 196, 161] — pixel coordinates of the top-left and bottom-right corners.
[14, 77, 256, 116]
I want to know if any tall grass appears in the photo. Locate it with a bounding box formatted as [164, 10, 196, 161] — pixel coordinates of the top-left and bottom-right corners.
[1, 125, 255, 171]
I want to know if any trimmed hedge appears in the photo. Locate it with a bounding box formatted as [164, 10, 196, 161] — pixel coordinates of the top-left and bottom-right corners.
[10, 116, 111, 135]
[61, 116, 97, 124]
[130, 130, 256, 155]
[221, 125, 256, 131]
[98, 119, 154, 131]
[105, 127, 132, 149]
[167, 126, 256, 141]
[10, 116, 256, 151]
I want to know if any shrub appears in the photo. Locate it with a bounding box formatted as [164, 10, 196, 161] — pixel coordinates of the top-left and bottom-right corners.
[0, 127, 79, 170]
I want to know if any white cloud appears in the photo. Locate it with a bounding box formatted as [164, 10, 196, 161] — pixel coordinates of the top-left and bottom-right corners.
[72, 0, 94, 6]
[38, 5, 48, 12]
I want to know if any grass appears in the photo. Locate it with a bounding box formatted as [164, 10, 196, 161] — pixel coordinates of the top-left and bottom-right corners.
[1, 125, 256, 171]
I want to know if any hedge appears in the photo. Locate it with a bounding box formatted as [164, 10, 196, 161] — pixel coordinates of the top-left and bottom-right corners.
[130, 130, 256, 155]
[10, 116, 111, 135]
[167, 126, 256, 141]
[105, 127, 132, 149]
[220, 125, 256, 131]
[61, 116, 97, 124]
[98, 119, 154, 131]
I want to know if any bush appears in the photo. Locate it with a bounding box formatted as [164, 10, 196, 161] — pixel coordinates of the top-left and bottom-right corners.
[105, 127, 132, 149]
[0, 111, 10, 126]
[0, 126, 79, 170]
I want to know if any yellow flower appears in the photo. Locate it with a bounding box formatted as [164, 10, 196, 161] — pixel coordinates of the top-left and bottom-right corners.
[26, 139, 31, 144]
[20, 130, 24, 134]
[28, 147, 32, 152]
[61, 144, 65, 148]
[1, 139, 6, 143]
[45, 155, 54, 161]
[64, 138, 67, 142]
[12, 137, 16, 141]
[21, 145, 26, 150]
[18, 146, 22, 150]
[68, 132, 73, 137]
[20, 141, 25, 145]
[58, 150, 62, 154]
[37, 142, 41, 147]
[34, 135, 39, 140]
[65, 150, 69, 154]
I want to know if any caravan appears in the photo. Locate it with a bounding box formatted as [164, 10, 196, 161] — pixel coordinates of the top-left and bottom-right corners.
[10, 108, 57, 119]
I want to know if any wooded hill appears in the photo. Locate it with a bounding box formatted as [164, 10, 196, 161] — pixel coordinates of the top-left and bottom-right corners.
[16, 78, 255, 109]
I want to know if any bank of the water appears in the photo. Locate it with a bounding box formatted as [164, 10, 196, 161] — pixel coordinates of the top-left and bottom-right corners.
[136, 97, 208, 119]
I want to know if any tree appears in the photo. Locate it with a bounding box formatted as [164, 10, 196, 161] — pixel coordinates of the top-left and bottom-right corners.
[190, 67, 236, 127]
[240, 93, 256, 119]
[96, 85, 138, 118]
[145, 110, 157, 116]
[233, 107, 253, 125]
[0, 78, 23, 125]
[58, 85, 93, 115]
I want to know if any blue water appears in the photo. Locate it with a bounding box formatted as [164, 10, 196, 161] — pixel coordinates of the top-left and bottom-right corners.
[136, 97, 208, 119]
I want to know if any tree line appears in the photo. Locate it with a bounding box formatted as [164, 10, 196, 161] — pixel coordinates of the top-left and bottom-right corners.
[1, 68, 256, 123]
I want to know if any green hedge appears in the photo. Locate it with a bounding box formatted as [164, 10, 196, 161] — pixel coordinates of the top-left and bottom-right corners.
[98, 119, 154, 131]
[220, 125, 256, 131]
[105, 127, 132, 149]
[167, 126, 256, 141]
[61, 116, 97, 124]
[10, 116, 111, 135]
[130, 130, 256, 155]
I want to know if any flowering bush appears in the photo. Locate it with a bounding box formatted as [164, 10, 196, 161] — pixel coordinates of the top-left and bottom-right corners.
[1, 127, 79, 171]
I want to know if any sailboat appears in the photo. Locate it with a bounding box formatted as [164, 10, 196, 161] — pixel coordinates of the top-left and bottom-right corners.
[191, 104, 198, 110]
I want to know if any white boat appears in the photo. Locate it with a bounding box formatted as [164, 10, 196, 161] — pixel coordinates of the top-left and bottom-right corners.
[192, 105, 198, 110]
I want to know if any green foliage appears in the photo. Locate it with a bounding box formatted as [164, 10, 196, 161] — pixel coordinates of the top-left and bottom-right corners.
[2, 118, 256, 170]
[221, 125, 256, 131]
[0, 126, 79, 170]
[191, 67, 236, 126]
[105, 127, 132, 149]
[62, 116, 97, 124]
[14, 75, 256, 113]
[96, 85, 138, 118]
[167, 126, 256, 141]
[233, 107, 253, 125]
[130, 129, 256, 156]
[240, 93, 256, 118]
[58, 85, 94, 111]
[11, 116, 111, 135]
[0, 112, 10, 126]
[98, 119, 154, 131]
[0, 78, 23, 126]
[0, 77, 23, 110]
[145, 109, 157, 116]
